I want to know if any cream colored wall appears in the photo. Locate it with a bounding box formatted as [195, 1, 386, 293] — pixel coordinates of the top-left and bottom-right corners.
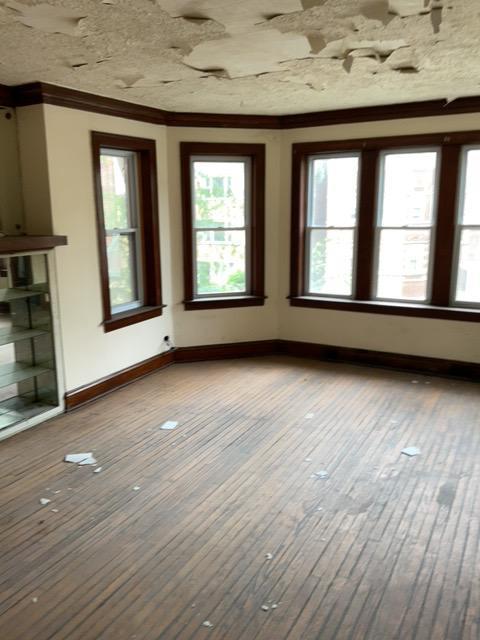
[166, 127, 281, 348]
[0, 107, 24, 234]
[16, 105, 52, 235]
[280, 114, 480, 363]
[32, 105, 175, 391]
[14, 105, 480, 393]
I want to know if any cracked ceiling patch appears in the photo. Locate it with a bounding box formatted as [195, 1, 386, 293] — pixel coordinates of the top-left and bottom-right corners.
[6, 1, 86, 36]
[0, 0, 475, 115]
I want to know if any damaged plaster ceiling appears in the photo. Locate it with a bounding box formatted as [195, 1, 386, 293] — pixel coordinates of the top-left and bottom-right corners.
[0, 0, 478, 115]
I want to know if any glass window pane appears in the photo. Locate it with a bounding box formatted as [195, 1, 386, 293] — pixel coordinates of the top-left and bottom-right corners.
[106, 234, 138, 308]
[309, 156, 358, 227]
[380, 152, 437, 226]
[308, 229, 354, 296]
[193, 161, 246, 228]
[376, 229, 431, 301]
[100, 152, 135, 230]
[455, 229, 480, 303]
[461, 149, 480, 224]
[195, 230, 246, 295]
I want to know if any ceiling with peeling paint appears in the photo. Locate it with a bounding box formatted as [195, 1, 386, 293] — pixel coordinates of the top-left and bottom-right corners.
[0, 0, 478, 115]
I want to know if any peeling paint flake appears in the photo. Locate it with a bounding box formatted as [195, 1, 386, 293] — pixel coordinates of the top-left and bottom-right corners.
[387, 47, 420, 72]
[184, 30, 311, 78]
[7, 1, 86, 36]
[157, 0, 303, 33]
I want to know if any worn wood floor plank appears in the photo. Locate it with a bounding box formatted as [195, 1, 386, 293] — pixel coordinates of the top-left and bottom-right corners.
[0, 356, 479, 640]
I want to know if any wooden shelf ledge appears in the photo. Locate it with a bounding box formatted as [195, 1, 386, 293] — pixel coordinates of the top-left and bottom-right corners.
[0, 235, 67, 253]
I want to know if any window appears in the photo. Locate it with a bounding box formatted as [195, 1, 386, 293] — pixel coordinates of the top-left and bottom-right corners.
[290, 132, 480, 322]
[92, 132, 163, 331]
[453, 147, 480, 306]
[306, 154, 359, 297]
[375, 150, 438, 302]
[181, 142, 265, 310]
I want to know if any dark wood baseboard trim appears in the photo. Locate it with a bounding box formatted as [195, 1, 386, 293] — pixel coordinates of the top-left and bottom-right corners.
[175, 340, 278, 363]
[8, 81, 480, 130]
[278, 340, 480, 381]
[64, 339, 479, 411]
[64, 349, 175, 411]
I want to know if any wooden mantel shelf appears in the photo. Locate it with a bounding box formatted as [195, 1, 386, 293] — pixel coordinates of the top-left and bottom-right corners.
[0, 235, 67, 254]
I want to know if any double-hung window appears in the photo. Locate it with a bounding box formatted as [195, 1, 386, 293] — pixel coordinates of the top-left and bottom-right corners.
[453, 147, 480, 306]
[181, 142, 265, 310]
[92, 132, 163, 331]
[375, 150, 438, 302]
[290, 132, 480, 321]
[305, 154, 359, 297]
[100, 149, 143, 313]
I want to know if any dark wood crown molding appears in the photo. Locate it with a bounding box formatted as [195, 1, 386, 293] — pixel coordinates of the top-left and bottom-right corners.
[8, 81, 480, 130]
[281, 96, 480, 129]
[167, 110, 281, 129]
[0, 83, 14, 107]
[12, 82, 277, 129]
[13, 82, 169, 125]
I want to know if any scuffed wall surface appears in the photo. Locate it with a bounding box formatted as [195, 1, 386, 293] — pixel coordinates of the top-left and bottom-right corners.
[166, 126, 281, 348]
[37, 105, 175, 390]
[0, 0, 477, 114]
[279, 112, 480, 364]
[0, 107, 24, 234]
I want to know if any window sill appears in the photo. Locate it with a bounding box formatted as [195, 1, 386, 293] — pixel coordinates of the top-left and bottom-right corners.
[103, 305, 166, 332]
[289, 296, 480, 323]
[184, 295, 266, 311]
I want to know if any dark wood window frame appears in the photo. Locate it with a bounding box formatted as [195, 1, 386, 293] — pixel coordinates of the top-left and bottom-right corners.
[92, 131, 164, 332]
[180, 142, 266, 310]
[290, 131, 480, 323]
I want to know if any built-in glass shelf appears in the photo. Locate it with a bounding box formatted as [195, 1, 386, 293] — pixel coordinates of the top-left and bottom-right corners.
[0, 254, 59, 433]
[0, 395, 55, 430]
[0, 362, 52, 389]
[0, 288, 43, 302]
[0, 327, 48, 346]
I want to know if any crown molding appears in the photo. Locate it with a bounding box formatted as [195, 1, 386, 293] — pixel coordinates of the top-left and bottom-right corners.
[281, 96, 480, 128]
[0, 83, 14, 107]
[6, 81, 480, 130]
[12, 82, 169, 125]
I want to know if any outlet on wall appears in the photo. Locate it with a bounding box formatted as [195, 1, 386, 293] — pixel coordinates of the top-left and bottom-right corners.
[163, 335, 174, 350]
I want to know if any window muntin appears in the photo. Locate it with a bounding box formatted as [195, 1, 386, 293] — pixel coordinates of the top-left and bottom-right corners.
[191, 158, 250, 297]
[374, 150, 439, 302]
[453, 147, 480, 306]
[305, 154, 360, 297]
[100, 149, 143, 314]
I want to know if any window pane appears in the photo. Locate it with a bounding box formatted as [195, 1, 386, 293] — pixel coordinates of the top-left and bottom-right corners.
[106, 234, 138, 308]
[380, 152, 437, 226]
[195, 230, 246, 295]
[308, 229, 354, 296]
[309, 156, 358, 227]
[377, 229, 431, 301]
[100, 152, 136, 230]
[455, 229, 480, 303]
[461, 149, 480, 224]
[193, 161, 246, 228]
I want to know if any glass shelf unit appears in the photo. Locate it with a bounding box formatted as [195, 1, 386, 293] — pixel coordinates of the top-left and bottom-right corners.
[0, 253, 59, 432]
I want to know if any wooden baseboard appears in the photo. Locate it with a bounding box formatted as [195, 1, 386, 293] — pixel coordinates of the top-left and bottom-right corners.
[175, 340, 279, 363]
[278, 340, 480, 380]
[64, 350, 175, 411]
[64, 339, 479, 411]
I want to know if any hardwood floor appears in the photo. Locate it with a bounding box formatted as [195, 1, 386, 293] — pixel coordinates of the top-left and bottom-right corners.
[0, 356, 479, 640]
